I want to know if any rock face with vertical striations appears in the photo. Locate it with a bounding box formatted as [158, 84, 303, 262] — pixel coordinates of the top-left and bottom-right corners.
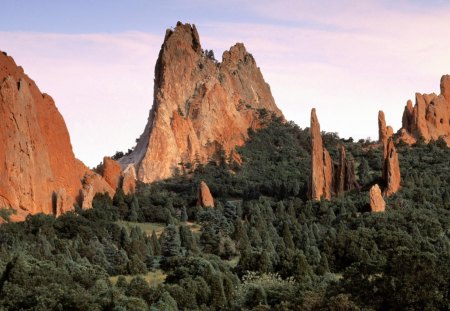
[309, 108, 333, 200]
[102, 157, 122, 191]
[197, 181, 214, 208]
[334, 145, 358, 196]
[118, 22, 283, 183]
[369, 184, 385, 212]
[382, 138, 401, 196]
[122, 164, 137, 195]
[399, 75, 450, 146]
[378, 110, 393, 144]
[0, 51, 113, 219]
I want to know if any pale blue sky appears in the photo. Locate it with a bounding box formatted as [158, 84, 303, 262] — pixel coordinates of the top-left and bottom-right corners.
[1, 1, 450, 167]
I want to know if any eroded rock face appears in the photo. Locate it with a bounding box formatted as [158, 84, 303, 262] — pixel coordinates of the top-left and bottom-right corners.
[309, 109, 333, 200]
[334, 145, 358, 196]
[118, 22, 282, 183]
[197, 181, 214, 208]
[369, 184, 385, 212]
[399, 75, 450, 146]
[122, 164, 137, 195]
[102, 157, 122, 191]
[378, 111, 393, 143]
[80, 172, 113, 209]
[0, 52, 113, 219]
[382, 138, 401, 196]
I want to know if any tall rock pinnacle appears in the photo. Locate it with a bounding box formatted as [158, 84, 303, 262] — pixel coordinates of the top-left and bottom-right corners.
[119, 22, 283, 183]
[382, 138, 401, 196]
[309, 108, 332, 200]
[0, 51, 113, 220]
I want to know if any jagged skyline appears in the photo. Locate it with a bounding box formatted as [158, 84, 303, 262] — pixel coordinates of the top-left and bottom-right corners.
[1, 0, 450, 166]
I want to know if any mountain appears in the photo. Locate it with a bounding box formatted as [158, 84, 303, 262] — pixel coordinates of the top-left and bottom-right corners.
[0, 51, 113, 220]
[118, 22, 283, 183]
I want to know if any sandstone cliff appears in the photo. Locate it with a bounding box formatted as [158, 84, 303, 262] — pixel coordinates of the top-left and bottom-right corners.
[118, 22, 283, 183]
[399, 75, 450, 146]
[0, 51, 113, 220]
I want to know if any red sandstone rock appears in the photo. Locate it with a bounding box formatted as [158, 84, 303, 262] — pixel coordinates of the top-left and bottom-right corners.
[197, 181, 214, 208]
[0, 52, 113, 219]
[378, 111, 393, 143]
[399, 76, 450, 146]
[382, 138, 401, 196]
[309, 109, 333, 200]
[118, 22, 283, 183]
[102, 157, 122, 190]
[369, 184, 385, 212]
[122, 164, 137, 195]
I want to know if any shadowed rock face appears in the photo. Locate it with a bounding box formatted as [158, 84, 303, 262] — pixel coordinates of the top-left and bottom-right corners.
[334, 145, 358, 196]
[382, 138, 401, 197]
[400, 75, 450, 146]
[370, 184, 385, 212]
[0, 51, 113, 220]
[119, 22, 283, 183]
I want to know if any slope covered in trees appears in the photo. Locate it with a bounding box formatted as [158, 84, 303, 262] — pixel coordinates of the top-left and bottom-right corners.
[0, 116, 448, 310]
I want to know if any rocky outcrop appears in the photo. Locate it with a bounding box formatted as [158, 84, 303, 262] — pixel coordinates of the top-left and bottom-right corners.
[80, 172, 113, 209]
[334, 145, 358, 196]
[122, 164, 137, 195]
[369, 184, 385, 212]
[118, 22, 283, 183]
[382, 138, 401, 196]
[102, 157, 122, 191]
[399, 75, 450, 146]
[309, 109, 333, 200]
[0, 51, 113, 219]
[378, 110, 393, 144]
[197, 181, 214, 208]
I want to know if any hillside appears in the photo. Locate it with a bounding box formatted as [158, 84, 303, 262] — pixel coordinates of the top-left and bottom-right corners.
[0, 116, 448, 310]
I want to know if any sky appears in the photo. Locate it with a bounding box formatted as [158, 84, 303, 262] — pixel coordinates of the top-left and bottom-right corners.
[1, 0, 450, 167]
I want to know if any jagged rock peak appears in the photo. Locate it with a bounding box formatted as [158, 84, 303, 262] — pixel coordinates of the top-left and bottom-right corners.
[197, 181, 214, 208]
[399, 75, 450, 146]
[119, 22, 283, 183]
[369, 184, 386, 212]
[0, 52, 113, 220]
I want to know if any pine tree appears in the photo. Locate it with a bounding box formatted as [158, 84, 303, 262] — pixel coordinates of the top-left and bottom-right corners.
[161, 225, 181, 257]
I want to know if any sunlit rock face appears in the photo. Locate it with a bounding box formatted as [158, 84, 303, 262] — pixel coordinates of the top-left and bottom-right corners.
[0, 51, 113, 220]
[119, 22, 283, 183]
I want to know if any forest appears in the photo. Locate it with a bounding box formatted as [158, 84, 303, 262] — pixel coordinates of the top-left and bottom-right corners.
[0, 116, 448, 310]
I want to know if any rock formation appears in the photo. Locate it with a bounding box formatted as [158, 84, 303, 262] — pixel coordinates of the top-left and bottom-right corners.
[399, 75, 450, 146]
[0, 51, 113, 219]
[334, 145, 358, 196]
[197, 181, 214, 208]
[309, 109, 333, 200]
[102, 157, 122, 191]
[122, 164, 137, 195]
[378, 110, 393, 144]
[118, 22, 283, 183]
[369, 184, 385, 212]
[382, 138, 401, 196]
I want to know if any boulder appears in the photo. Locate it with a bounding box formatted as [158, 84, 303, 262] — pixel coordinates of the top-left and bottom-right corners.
[197, 181, 214, 208]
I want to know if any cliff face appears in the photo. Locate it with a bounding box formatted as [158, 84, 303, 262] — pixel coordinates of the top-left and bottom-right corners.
[0, 51, 112, 220]
[119, 22, 283, 183]
[400, 75, 450, 146]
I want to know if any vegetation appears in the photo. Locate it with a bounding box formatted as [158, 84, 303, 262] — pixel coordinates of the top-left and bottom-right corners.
[0, 117, 448, 310]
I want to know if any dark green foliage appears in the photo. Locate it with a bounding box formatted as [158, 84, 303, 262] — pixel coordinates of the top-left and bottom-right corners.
[0, 119, 448, 310]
